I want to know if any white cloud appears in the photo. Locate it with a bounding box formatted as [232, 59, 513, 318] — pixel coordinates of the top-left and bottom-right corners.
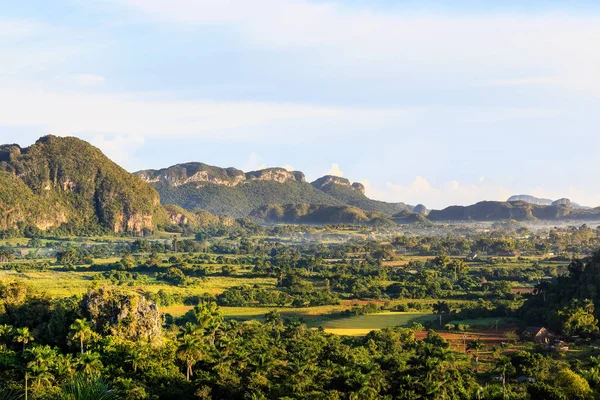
[243, 152, 265, 171]
[103, 0, 600, 93]
[74, 73, 105, 87]
[90, 134, 145, 169]
[326, 163, 343, 177]
[363, 176, 513, 209]
[362, 177, 600, 209]
[282, 164, 296, 171]
[529, 186, 600, 208]
[0, 19, 39, 39]
[0, 80, 422, 142]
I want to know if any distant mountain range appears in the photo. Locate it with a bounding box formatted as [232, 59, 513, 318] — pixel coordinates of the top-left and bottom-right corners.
[507, 194, 588, 209]
[134, 163, 413, 219]
[0, 135, 598, 236]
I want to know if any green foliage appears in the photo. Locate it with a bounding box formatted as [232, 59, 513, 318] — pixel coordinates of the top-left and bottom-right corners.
[61, 373, 120, 400]
[251, 203, 394, 225]
[521, 252, 600, 335]
[0, 136, 167, 236]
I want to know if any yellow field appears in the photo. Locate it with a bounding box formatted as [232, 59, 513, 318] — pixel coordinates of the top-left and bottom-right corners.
[0, 270, 276, 298]
[318, 312, 436, 335]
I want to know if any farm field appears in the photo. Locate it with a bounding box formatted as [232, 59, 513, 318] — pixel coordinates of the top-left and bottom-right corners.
[317, 311, 436, 335]
[0, 269, 277, 297]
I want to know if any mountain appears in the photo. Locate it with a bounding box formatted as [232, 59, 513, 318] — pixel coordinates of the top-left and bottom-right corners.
[250, 203, 395, 226]
[0, 135, 167, 235]
[429, 200, 600, 222]
[135, 163, 412, 219]
[507, 195, 553, 206]
[507, 194, 588, 209]
[310, 175, 411, 215]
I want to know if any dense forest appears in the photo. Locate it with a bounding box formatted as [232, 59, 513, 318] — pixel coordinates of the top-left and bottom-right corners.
[0, 221, 600, 399]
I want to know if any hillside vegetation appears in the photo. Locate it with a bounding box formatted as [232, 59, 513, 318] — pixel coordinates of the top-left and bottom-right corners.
[250, 203, 395, 225]
[429, 200, 600, 222]
[0, 135, 167, 235]
[136, 164, 413, 219]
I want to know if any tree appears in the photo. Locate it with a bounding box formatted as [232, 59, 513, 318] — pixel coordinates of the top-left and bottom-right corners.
[432, 301, 451, 328]
[14, 327, 34, 353]
[26, 345, 57, 388]
[193, 302, 224, 347]
[555, 368, 592, 399]
[0, 324, 13, 348]
[558, 299, 599, 337]
[69, 319, 95, 354]
[177, 335, 205, 381]
[77, 352, 103, 376]
[467, 339, 485, 354]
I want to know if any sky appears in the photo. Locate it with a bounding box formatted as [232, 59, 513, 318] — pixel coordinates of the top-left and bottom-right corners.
[1, 0, 600, 209]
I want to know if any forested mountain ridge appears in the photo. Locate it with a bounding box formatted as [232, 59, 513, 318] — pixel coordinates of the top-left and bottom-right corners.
[135, 163, 412, 218]
[1, 136, 599, 233]
[508, 194, 588, 209]
[429, 200, 600, 222]
[0, 135, 167, 235]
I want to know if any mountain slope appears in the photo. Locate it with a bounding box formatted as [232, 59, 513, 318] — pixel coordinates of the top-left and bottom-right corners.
[135, 163, 412, 218]
[507, 195, 553, 206]
[429, 200, 600, 222]
[250, 203, 395, 225]
[0, 135, 166, 234]
[311, 175, 411, 215]
[507, 194, 587, 209]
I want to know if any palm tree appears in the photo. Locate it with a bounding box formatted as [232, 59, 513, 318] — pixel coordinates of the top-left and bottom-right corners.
[0, 324, 13, 349]
[25, 345, 57, 388]
[77, 352, 103, 376]
[13, 327, 34, 353]
[194, 302, 224, 347]
[467, 339, 485, 355]
[55, 353, 77, 380]
[69, 319, 94, 354]
[265, 310, 284, 339]
[432, 301, 451, 328]
[125, 344, 148, 373]
[177, 334, 205, 381]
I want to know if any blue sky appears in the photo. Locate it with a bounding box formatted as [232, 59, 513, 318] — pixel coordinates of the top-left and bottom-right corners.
[1, 0, 599, 208]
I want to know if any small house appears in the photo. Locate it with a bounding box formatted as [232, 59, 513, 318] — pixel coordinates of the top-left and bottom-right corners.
[521, 326, 552, 343]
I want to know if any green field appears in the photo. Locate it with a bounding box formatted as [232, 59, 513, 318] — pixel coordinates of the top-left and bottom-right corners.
[161, 306, 436, 336]
[317, 312, 436, 336]
[0, 269, 277, 298]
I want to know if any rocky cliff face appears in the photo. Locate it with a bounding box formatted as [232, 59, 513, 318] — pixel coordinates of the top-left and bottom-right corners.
[311, 175, 364, 192]
[246, 168, 305, 183]
[0, 135, 166, 234]
[137, 163, 306, 187]
[136, 162, 246, 187]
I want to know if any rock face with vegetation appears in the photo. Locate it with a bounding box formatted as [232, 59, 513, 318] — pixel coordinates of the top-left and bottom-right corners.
[84, 287, 162, 342]
[0, 135, 166, 235]
[137, 164, 414, 220]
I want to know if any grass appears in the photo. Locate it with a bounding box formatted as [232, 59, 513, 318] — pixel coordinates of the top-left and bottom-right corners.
[0, 269, 276, 298]
[161, 307, 436, 336]
[161, 304, 349, 319]
[317, 312, 436, 336]
[446, 317, 520, 329]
